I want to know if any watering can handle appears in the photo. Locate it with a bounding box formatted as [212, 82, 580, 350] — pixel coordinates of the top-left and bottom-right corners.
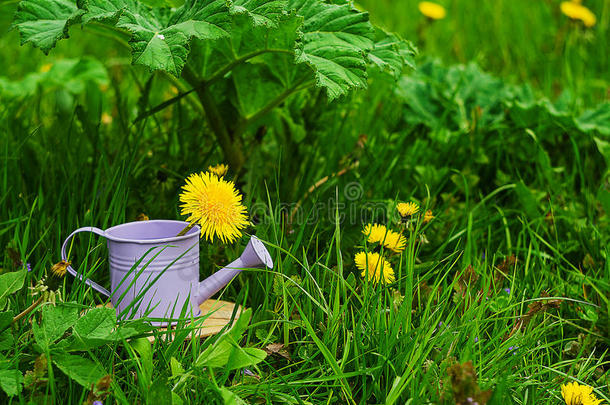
[61, 227, 111, 297]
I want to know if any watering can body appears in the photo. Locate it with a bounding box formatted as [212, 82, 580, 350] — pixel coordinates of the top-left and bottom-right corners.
[61, 220, 273, 326]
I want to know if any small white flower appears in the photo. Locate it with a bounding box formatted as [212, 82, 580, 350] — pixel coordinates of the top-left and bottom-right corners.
[157, 34, 165, 40]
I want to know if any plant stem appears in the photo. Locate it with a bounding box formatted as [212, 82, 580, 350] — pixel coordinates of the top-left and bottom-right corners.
[137, 49, 294, 125]
[84, 22, 204, 119]
[233, 79, 314, 139]
[176, 223, 195, 237]
[11, 296, 44, 325]
[159, 71, 205, 116]
[183, 65, 246, 173]
[206, 48, 294, 86]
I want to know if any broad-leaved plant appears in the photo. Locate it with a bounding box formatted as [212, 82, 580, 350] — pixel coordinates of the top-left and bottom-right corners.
[12, 0, 415, 171]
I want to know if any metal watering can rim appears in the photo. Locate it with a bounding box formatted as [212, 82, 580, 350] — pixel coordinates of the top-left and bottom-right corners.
[103, 219, 200, 244]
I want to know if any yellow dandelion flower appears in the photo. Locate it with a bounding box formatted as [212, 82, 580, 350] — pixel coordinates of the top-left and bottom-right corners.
[101, 113, 113, 125]
[179, 172, 248, 243]
[560, 2, 596, 27]
[397, 202, 420, 217]
[363, 223, 406, 252]
[355, 251, 395, 284]
[418, 2, 446, 20]
[40, 63, 53, 73]
[208, 163, 229, 178]
[561, 382, 604, 405]
[136, 213, 149, 221]
[363, 223, 387, 243]
[423, 210, 435, 223]
[383, 230, 406, 252]
[50, 260, 70, 277]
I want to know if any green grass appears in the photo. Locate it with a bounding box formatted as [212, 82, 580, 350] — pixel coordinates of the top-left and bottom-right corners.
[359, 0, 609, 107]
[0, 0, 609, 404]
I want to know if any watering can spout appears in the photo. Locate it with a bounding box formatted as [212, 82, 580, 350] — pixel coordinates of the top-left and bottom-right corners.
[196, 236, 273, 305]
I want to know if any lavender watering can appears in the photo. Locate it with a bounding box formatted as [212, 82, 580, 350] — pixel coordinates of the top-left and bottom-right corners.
[61, 220, 273, 326]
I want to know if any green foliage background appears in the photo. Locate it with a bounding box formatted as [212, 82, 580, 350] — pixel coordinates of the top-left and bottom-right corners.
[360, 0, 609, 107]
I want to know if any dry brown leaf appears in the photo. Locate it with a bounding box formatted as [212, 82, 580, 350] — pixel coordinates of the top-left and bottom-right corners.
[265, 343, 291, 361]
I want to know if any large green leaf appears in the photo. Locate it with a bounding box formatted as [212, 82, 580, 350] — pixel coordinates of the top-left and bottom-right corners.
[195, 308, 267, 370]
[12, 0, 84, 54]
[73, 307, 116, 340]
[79, 0, 139, 22]
[13, 0, 409, 105]
[593, 137, 610, 167]
[232, 63, 287, 117]
[185, 11, 305, 125]
[190, 10, 301, 80]
[32, 304, 79, 349]
[288, 0, 375, 100]
[0, 58, 107, 102]
[52, 353, 106, 387]
[0, 312, 14, 351]
[167, 0, 231, 39]
[131, 338, 153, 387]
[230, 0, 286, 27]
[0, 369, 23, 397]
[368, 29, 416, 78]
[0, 330, 14, 351]
[62, 318, 150, 351]
[219, 387, 248, 404]
[114, 0, 231, 75]
[0, 269, 26, 309]
[0, 73, 45, 100]
[196, 339, 267, 370]
[577, 102, 610, 136]
[46, 58, 110, 92]
[13, 0, 406, 102]
[116, 9, 190, 76]
[229, 13, 305, 116]
[78, 0, 234, 75]
[0, 311, 13, 331]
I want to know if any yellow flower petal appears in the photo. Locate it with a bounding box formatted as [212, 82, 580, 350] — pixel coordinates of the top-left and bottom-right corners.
[418, 2, 446, 20]
[560, 2, 596, 27]
[397, 202, 420, 217]
[363, 224, 406, 252]
[561, 381, 604, 405]
[363, 223, 386, 244]
[423, 210, 434, 224]
[179, 172, 248, 243]
[208, 163, 229, 178]
[50, 260, 70, 277]
[355, 251, 395, 284]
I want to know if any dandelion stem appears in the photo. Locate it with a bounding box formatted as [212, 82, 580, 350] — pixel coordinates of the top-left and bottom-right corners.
[176, 223, 195, 237]
[9, 296, 45, 328]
